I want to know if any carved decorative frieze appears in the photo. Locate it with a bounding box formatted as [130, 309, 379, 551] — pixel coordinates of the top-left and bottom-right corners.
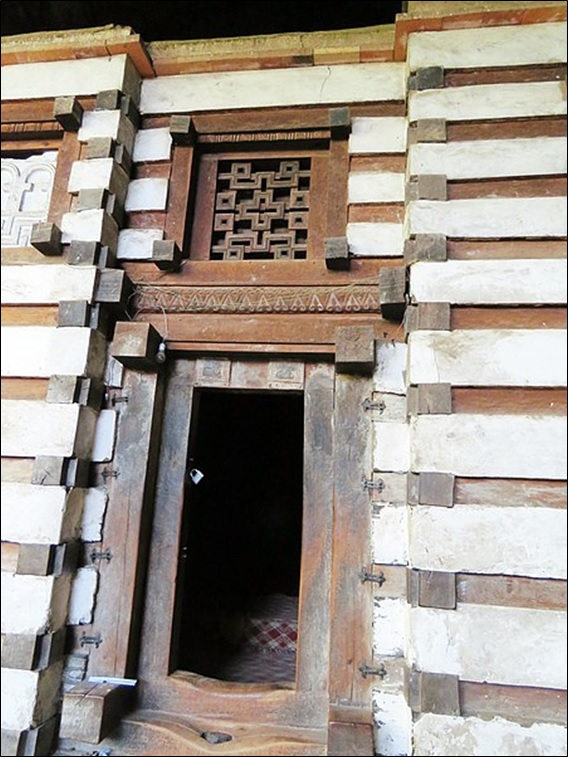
[134, 284, 379, 315]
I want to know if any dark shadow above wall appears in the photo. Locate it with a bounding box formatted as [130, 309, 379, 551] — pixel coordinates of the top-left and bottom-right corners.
[1, 0, 403, 40]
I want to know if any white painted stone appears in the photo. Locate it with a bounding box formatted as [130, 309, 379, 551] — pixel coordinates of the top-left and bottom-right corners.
[409, 81, 566, 122]
[411, 415, 567, 480]
[0, 665, 62, 731]
[92, 409, 117, 463]
[1, 326, 96, 378]
[1, 400, 96, 459]
[1, 574, 64, 634]
[67, 566, 98, 625]
[408, 22, 567, 71]
[141, 63, 405, 114]
[60, 208, 106, 243]
[410, 506, 567, 579]
[1, 55, 128, 101]
[67, 158, 115, 193]
[410, 604, 566, 690]
[347, 222, 404, 256]
[410, 260, 568, 305]
[1, 484, 84, 545]
[408, 330, 567, 387]
[81, 487, 108, 542]
[408, 198, 567, 238]
[373, 692, 413, 757]
[374, 341, 407, 395]
[348, 172, 405, 203]
[0, 265, 97, 305]
[373, 598, 407, 657]
[117, 227, 164, 259]
[373, 505, 409, 566]
[133, 127, 172, 162]
[77, 110, 136, 153]
[409, 137, 567, 179]
[374, 423, 410, 472]
[348, 117, 408, 154]
[125, 178, 169, 211]
[414, 713, 567, 757]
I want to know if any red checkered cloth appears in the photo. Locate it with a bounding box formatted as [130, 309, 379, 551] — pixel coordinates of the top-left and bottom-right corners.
[244, 593, 298, 653]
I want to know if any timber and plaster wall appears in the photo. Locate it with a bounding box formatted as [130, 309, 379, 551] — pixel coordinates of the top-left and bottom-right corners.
[1, 3, 566, 756]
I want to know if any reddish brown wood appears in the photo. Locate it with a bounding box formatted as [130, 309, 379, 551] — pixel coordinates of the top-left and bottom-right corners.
[1, 542, 20, 573]
[307, 153, 329, 260]
[0, 458, 34, 483]
[445, 64, 566, 88]
[1, 305, 59, 326]
[165, 144, 196, 252]
[188, 155, 217, 260]
[0, 138, 62, 153]
[47, 130, 81, 227]
[348, 204, 404, 223]
[448, 176, 567, 200]
[1, 379, 49, 401]
[460, 681, 567, 725]
[456, 573, 566, 611]
[135, 162, 172, 180]
[452, 387, 567, 416]
[350, 155, 406, 172]
[327, 139, 349, 238]
[126, 211, 167, 230]
[451, 307, 567, 330]
[454, 478, 567, 509]
[448, 116, 567, 142]
[447, 240, 567, 260]
[372, 565, 408, 600]
[0, 97, 94, 125]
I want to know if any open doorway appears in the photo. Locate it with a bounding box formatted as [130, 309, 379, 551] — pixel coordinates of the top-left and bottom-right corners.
[174, 390, 304, 684]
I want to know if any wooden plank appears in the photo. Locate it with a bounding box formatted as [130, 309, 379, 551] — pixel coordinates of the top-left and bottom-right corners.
[1, 248, 65, 266]
[453, 388, 567, 416]
[326, 140, 349, 239]
[409, 81, 566, 123]
[410, 603, 566, 689]
[409, 506, 566, 579]
[410, 415, 567, 480]
[165, 145, 195, 251]
[329, 372, 374, 708]
[127, 211, 167, 230]
[456, 574, 566, 611]
[448, 116, 567, 142]
[348, 204, 404, 223]
[460, 681, 567, 725]
[0, 305, 58, 327]
[445, 64, 567, 87]
[447, 239, 567, 261]
[409, 138, 566, 179]
[452, 307, 567, 330]
[448, 176, 567, 200]
[408, 23, 567, 71]
[348, 117, 407, 154]
[1, 97, 95, 125]
[455, 478, 566, 509]
[135, 162, 172, 180]
[47, 131, 81, 228]
[1, 265, 97, 305]
[350, 154, 406, 173]
[411, 260, 567, 305]
[1, 379, 48, 401]
[140, 64, 406, 114]
[296, 364, 334, 693]
[408, 197, 567, 238]
[1, 327, 101, 379]
[1, 542, 20, 572]
[408, 330, 567, 387]
[87, 370, 164, 678]
[0, 458, 34, 484]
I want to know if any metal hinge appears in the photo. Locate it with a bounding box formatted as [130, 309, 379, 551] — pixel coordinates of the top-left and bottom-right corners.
[101, 468, 119, 480]
[90, 548, 112, 564]
[362, 398, 386, 413]
[363, 477, 385, 492]
[80, 633, 103, 649]
[359, 568, 386, 586]
[359, 662, 387, 679]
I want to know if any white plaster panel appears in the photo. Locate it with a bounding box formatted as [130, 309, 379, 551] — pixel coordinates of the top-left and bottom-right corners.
[67, 158, 115, 193]
[60, 208, 106, 243]
[410, 414, 567, 480]
[116, 227, 164, 259]
[373, 692, 413, 757]
[348, 172, 405, 203]
[77, 109, 121, 142]
[408, 197, 567, 238]
[0, 669, 39, 730]
[372, 506, 409, 565]
[374, 423, 410, 472]
[1, 55, 128, 101]
[373, 598, 408, 657]
[133, 127, 172, 162]
[348, 117, 408, 154]
[1, 484, 83, 545]
[124, 177, 169, 211]
[408, 330, 567, 387]
[1, 326, 94, 378]
[141, 63, 406, 114]
[67, 566, 98, 625]
[374, 341, 407, 395]
[80, 487, 108, 542]
[409, 81, 566, 122]
[347, 222, 404, 256]
[410, 604, 567, 689]
[410, 506, 567, 579]
[1, 574, 54, 635]
[92, 409, 117, 463]
[0, 265, 97, 305]
[408, 22, 568, 70]
[409, 138, 567, 179]
[410, 259, 568, 305]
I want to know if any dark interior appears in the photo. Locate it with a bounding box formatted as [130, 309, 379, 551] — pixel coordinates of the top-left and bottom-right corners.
[176, 390, 304, 683]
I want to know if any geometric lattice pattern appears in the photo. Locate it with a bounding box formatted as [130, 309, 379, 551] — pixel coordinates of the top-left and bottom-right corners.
[211, 158, 310, 260]
[1, 152, 57, 247]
